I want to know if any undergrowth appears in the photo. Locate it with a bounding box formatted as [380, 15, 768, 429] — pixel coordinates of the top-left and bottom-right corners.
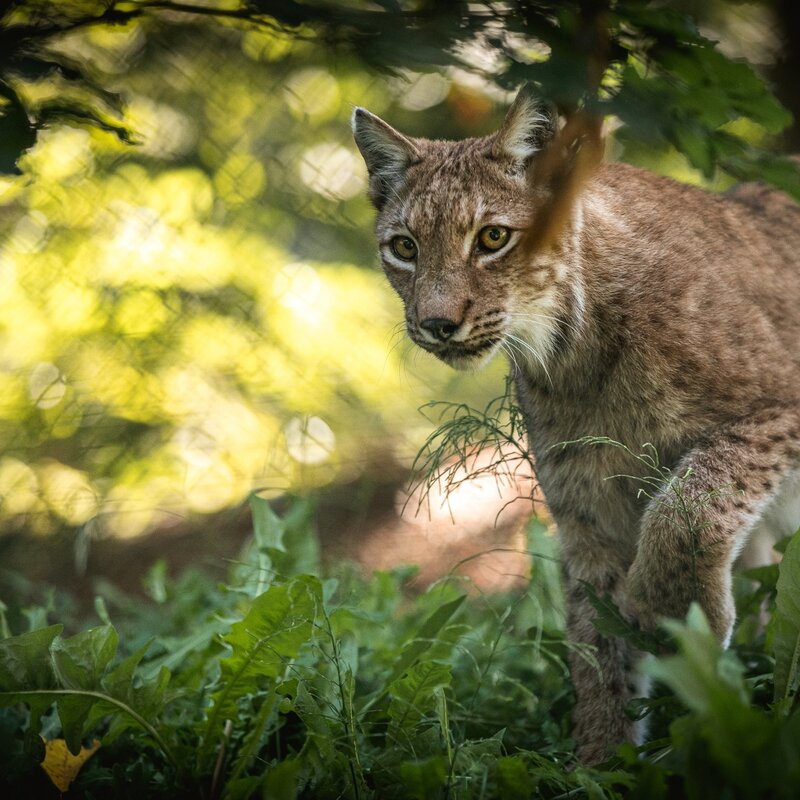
[1, 392, 799, 798]
[0, 494, 798, 798]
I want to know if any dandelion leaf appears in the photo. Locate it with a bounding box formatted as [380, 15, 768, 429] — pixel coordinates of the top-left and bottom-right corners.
[51, 625, 118, 754]
[200, 576, 320, 764]
[388, 661, 452, 739]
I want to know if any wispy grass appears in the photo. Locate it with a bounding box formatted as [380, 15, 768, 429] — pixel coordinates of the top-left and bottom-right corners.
[409, 376, 539, 523]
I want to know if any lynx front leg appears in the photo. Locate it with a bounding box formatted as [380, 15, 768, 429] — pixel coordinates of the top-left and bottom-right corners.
[564, 573, 645, 764]
[628, 406, 800, 644]
[558, 523, 645, 765]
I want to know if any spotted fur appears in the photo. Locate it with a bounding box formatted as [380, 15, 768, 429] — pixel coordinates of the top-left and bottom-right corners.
[353, 88, 800, 764]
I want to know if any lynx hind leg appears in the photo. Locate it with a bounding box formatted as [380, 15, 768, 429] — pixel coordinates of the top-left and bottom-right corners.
[628, 405, 800, 645]
[562, 558, 648, 765]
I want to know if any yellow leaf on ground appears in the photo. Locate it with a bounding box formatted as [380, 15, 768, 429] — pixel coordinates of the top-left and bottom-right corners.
[40, 737, 101, 792]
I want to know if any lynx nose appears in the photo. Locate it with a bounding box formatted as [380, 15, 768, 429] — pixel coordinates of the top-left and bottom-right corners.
[419, 317, 460, 342]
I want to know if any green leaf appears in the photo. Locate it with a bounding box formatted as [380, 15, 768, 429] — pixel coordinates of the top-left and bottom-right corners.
[385, 594, 465, 686]
[101, 644, 148, 701]
[451, 733, 509, 793]
[584, 584, 664, 654]
[262, 759, 300, 800]
[399, 755, 448, 799]
[0, 625, 62, 746]
[290, 677, 362, 795]
[387, 661, 451, 741]
[250, 494, 287, 553]
[199, 576, 320, 768]
[292, 679, 338, 765]
[639, 605, 789, 792]
[276, 498, 319, 576]
[0, 600, 10, 639]
[741, 563, 779, 592]
[496, 755, 536, 799]
[52, 625, 118, 690]
[671, 122, 715, 178]
[86, 645, 170, 745]
[226, 690, 278, 786]
[22, 604, 50, 633]
[647, 606, 799, 793]
[143, 560, 168, 603]
[247, 495, 319, 579]
[54, 693, 92, 754]
[222, 776, 262, 800]
[129, 664, 170, 725]
[645, 604, 749, 715]
[773, 530, 800, 703]
[51, 625, 118, 754]
[141, 622, 225, 681]
[0, 624, 61, 690]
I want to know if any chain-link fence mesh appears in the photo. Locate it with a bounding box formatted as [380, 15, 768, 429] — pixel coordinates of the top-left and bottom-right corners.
[0, 10, 532, 582]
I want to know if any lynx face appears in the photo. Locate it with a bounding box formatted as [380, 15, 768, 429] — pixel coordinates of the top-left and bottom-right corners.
[353, 90, 564, 372]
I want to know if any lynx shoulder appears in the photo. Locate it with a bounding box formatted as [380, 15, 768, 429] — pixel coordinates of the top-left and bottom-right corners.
[352, 86, 800, 764]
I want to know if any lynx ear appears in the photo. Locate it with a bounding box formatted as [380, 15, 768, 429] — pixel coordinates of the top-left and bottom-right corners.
[352, 107, 420, 209]
[491, 85, 556, 165]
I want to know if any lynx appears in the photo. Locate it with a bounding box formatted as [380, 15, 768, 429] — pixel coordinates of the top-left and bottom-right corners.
[352, 86, 800, 764]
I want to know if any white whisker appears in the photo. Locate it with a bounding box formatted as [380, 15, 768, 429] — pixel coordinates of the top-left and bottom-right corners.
[505, 332, 553, 387]
[500, 341, 521, 377]
[508, 311, 581, 338]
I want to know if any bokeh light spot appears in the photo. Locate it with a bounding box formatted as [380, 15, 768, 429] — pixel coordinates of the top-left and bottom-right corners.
[394, 71, 451, 110]
[299, 142, 365, 200]
[214, 152, 266, 206]
[11, 211, 49, 253]
[284, 68, 341, 120]
[28, 362, 66, 409]
[28, 127, 94, 182]
[0, 458, 39, 515]
[39, 461, 98, 525]
[273, 262, 323, 318]
[284, 416, 336, 465]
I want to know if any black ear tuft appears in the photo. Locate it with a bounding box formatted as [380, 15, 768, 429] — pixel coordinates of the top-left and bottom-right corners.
[351, 107, 420, 209]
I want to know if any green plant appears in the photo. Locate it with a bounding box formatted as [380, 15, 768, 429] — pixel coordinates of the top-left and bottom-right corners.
[0, 496, 575, 798]
[1, 486, 798, 798]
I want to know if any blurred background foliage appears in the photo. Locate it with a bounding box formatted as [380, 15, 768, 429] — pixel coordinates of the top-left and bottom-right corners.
[0, 0, 797, 555]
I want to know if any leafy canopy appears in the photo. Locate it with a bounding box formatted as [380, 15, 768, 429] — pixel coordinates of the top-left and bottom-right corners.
[1, 0, 797, 193]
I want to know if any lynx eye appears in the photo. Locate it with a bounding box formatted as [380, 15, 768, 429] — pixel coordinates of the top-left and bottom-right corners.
[390, 236, 417, 261]
[477, 226, 510, 252]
